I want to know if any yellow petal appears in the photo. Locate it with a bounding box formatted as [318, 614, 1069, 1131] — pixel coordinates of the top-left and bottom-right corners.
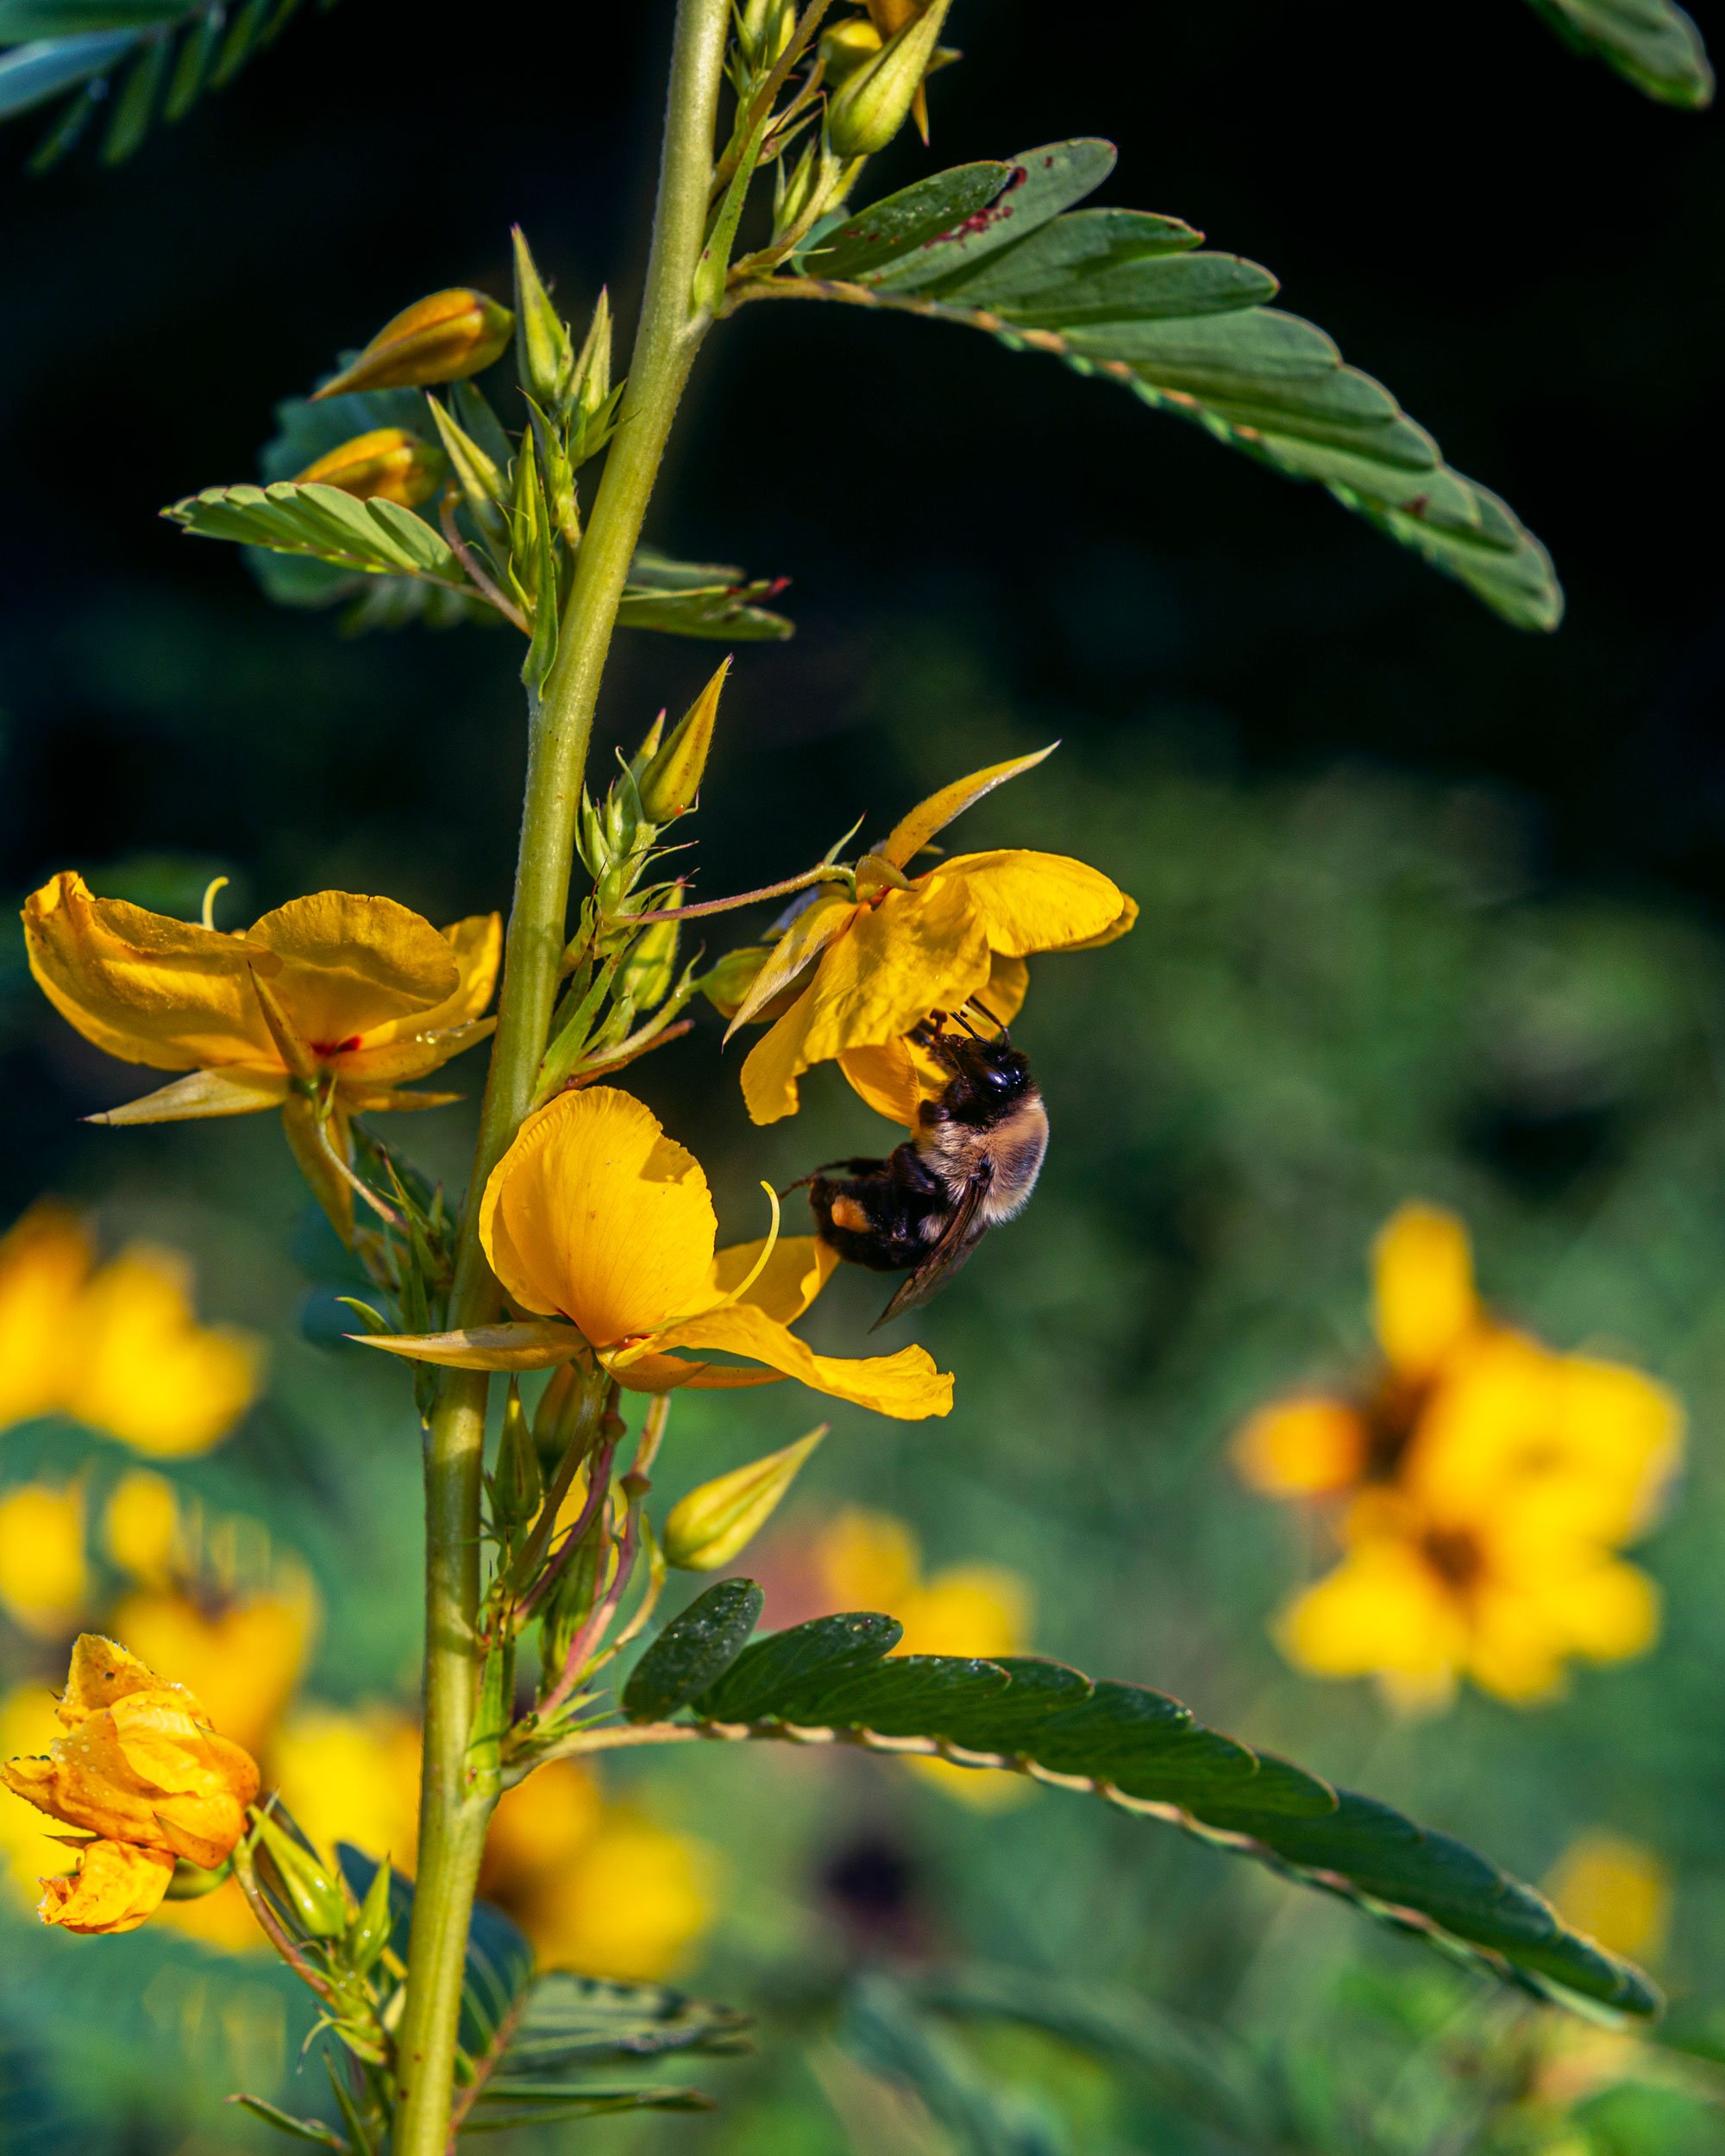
[1549, 1354, 1684, 1540]
[1233, 1398, 1370, 1497]
[480, 1088, 716, 1341]
[38, 1837, 177, 1934]
[1274, 1539, 1465, 1705]
[0, 1202, 91, 1430]
[87, 1068, 289, 1125]
[656, 1302, 953, 1420]
[247, 892, 460, 1052]
[816, 1507, 923, 1608]
[103, 1470, 183, 1589]
[58, 1633, 193, 1727]
[0, 1482, 87, 1639]
[606, 1350, 782, 1394]
[109, 1580, 317, 1758]
[271, 1704, 421, 1871]
[742, 875, 991, 1124]
[723, 891, 860, 1040]
[23, 872, 279, 1074]
[357, 1320, 584, 1371]
[358, 912, 502, 1043]
[930, 850, 1132, 957]
[505, 1806, 714, 1981]
[65, 1244, 264, 1457]
[876, 745, 1058, 870]
[896, 1565, 1030, 1658]
[333, 1017, 496, 1088]
[702, 1234, 837, 1324]
[1059, 893, 1139, 954]
[838, 1039, 927, 1127]
[1371, 1203, 1479, 1380]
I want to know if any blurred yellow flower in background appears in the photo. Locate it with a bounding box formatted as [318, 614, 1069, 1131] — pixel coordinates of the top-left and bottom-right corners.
[482, 1760, 715, 1980]
[22, 874, 499, 1125]
[0, 1480, 88, 1638]
[1238, 1204, 1683, 1713]
[2, 1634, 259, 1934]
[810, 1507, 1033, 1808]
[0, 1202, 261, 1454]
[1545, 1831, 1672, 1965]
[369, 1087, 954, 1420]
[720, 751, 1135, 1125]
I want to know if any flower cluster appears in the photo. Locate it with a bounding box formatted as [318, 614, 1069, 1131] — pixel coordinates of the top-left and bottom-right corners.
[0, 1200, 262, 1455]
[1, 1634, 259, 1934]
[1235, 1204, 1683, 1712]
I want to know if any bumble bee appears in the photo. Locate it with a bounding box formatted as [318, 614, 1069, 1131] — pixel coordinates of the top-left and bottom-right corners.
[797, 1014, 1048, 1327]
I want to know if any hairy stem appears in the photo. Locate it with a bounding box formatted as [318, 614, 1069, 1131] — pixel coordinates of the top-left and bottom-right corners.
[392, 4, 731, 2148]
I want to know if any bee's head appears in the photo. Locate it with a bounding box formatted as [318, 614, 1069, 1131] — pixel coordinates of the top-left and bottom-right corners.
[931, 1028, 1035, 1111]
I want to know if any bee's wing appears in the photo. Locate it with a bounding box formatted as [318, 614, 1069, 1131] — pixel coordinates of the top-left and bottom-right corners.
[870, 1166, 992, 1330]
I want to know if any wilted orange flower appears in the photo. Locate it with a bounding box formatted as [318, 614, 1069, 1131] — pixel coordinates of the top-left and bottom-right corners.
[725, 750, 1135, 1125]
[22, 874, 499, 1126]
[365, 1086, 953, 1420]
[2, 1634, 259, 1934]
[0, 1201, 261, 1455]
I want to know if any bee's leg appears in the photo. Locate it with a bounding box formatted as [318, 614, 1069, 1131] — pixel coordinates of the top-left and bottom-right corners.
[779, 1156, 888, 1198]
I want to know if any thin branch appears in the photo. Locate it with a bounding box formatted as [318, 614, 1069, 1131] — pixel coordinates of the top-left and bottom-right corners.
[437, 491, 530, 633]
[624, 860, 850, 924]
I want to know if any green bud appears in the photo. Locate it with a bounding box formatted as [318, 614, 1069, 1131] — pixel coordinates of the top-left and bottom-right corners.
[699, 943, 773, 1022]
[531, 1363, 606, 1482]
[527, 399, 580, 545]
[295, 427, 447, 509]
[663, 1426, 826, 1571]
[637, 657, 731, 824]
[254, 1812, 348, 1940]
[312, 288, 515, 401]
[739, 0, 796, 64]
[825, 0, 953, 159]
[618, 896, 681, 1015]
[630, 709, 667, 778]
[570, 288, 612, 424]
[819, 16, 881, 88]
[426, 396, 510, 547]
[493, 1378, 545, 1536]
[541, 1507, 609, 1676]
[345, 1853, 395, 1976]
[163, 1854, 234, 1901]
[511, 226, 576, 417]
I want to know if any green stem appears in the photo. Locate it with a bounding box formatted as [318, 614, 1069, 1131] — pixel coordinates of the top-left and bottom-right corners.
[391, 4, 731, 2149]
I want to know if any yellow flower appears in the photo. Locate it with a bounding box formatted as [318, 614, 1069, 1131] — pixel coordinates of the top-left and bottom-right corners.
[1, 1634, 260, 1934]
[103, 1470, 184, 1587]
[22, 874, 500, 1125]
[482, 1760, 714, 1980]
[0, 1683, 73, 1914]
[364, 1087, 953, 1420]
[0, 1479, 88, 1637]
[1545, 1833, 1671, 1965]
[812, 1507, 1033, 1808]
[1233, 1202, 1489, 1500]
[107, 1576, 317, 1760]
[0, 1201, 262, 1455]
[1276, 1480, 1663, 1714]
[269, 1704, 422, 1874]
[725, 750, 1135, 1125]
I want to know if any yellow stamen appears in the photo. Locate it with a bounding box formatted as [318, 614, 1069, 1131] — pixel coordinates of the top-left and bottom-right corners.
[199, 876, 229, 931]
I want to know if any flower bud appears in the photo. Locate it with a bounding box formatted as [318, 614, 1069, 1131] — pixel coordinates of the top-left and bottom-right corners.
[531, 1363, 606, 1482]
[819, 16, 881, 88]
[312, 289, 515, 401]
[541, 1509, 609, 1675]
[662, 1426, 825, 1572]
[253, 1811, 348, 1940]
[630, 710, 666, 777]
[294, 428, 448, 509]
[492, 1379, 545, 1537]
[618, 896, 681, 1015]
[699, 943, 808, 1025]
[345, 1853, 396, 1975]
[825, 0, 952, 159]
[637, 658, 730, 825]
[511, 227, 576, 417]
[426, 397, 510, 546]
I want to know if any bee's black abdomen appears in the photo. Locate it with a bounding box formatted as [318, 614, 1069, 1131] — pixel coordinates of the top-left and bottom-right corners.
[809, 1146, 945, 1273]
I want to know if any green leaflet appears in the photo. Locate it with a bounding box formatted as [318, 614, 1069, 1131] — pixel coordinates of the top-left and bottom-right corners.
[771, 141, 1561, 630]
[656, 1613, 1657, 2016]
[619, 548, 794, 641]
[165, 481, 461, 580]
[623, 1577, 765, 1720]
[0, 27, 133, 118]
[1526, 0, 1713, 104]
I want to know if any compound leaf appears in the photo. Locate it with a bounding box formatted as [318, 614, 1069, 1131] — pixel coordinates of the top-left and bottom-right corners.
[653, 1616, 1658, 2015]
[762, 141, 1561, 630]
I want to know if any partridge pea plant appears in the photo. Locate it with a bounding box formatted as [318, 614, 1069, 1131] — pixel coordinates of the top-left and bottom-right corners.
[5, 3, 1703, 2152]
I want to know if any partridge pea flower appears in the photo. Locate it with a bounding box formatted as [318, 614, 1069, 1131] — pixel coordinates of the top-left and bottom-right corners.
[726, 749, 1136, 1125]
[3, 1634, 260, 1934]
[361, 1086, 952, 1420]
[22, 874, 500, 1125]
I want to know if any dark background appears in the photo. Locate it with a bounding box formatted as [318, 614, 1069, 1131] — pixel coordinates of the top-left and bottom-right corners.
[1, 0, 1721, 1215]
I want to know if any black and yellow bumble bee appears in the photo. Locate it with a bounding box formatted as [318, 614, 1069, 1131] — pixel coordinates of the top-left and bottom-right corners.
[797, 1011, 1048, 1327]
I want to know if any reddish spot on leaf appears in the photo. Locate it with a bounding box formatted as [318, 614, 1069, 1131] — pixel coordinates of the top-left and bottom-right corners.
[932, 165, 1029, 247]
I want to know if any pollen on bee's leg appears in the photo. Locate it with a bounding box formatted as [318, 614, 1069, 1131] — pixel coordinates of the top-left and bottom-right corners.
[829, 1197, 869, 1233]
